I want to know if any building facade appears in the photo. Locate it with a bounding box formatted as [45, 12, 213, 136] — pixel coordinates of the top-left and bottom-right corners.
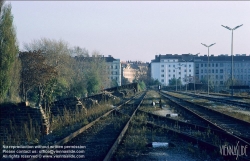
[121, 61, 149, 83]
[196, 54, 250, 87]
[105, 55, 121, 86]
[151, 54, 250, 87]
[151, 54, 195, 86]
[74, 55, 121, 87]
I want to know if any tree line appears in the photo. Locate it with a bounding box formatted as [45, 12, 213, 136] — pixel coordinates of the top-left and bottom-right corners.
[0, 2, 113, 105]
[0, 2, 159, 105]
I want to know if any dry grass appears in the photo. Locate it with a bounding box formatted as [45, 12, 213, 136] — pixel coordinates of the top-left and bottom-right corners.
[1, 99, 118, 147]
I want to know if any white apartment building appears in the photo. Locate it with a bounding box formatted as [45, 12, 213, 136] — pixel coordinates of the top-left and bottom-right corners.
[105, 55, 121, 86]
[151, 53, 250, 87]
[151, 54, 195, 86]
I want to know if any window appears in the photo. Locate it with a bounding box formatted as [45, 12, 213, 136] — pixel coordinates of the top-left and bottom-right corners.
[115, 66, 117, 69]
[212, 63, 214, 67]
[204, 69, 207, 73]
[216, 69, 218, 73]
[216, 75, 218, 79]
[111, 66, 113, 69]
[169, 70, 171, 72]
[169, 74, 171, 77]
[169, 65, 171, 67]
[201, 69, 203, 73]
[161, 79, 164, 82]
[212, 69, 214, 73]
[220, 69, 223, 73]
[161, 69, 164, 72]
[161, 74, 164, 77]
[189, 65, 191, 67]
[201, 64, 203, 67]
[173, 70, 175, 72]
[161, 65, 164, 67]
[173, 74, 175, 78]
[220, 81, 223, 85]
[220, 75, 223, 79]
[179, 72, 181, 74]
[189, 69, 191, 72]
[173, 65, 175, 67]
[216, 63, 218, 67]
[220, 63, 223, 67]
[205, 64, 207, 67]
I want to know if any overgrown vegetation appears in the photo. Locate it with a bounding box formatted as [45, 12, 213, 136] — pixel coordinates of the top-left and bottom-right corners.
[1, 97, 120, 146]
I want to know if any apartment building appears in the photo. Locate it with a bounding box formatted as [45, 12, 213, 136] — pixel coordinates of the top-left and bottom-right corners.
[196, 54, 250, 86]
[74, 55, 121, 86]
[105, 55, 121, 86]
[151, 54, 250, 87]
[151, 54, 195, 86]
[122, 61, 149, 83]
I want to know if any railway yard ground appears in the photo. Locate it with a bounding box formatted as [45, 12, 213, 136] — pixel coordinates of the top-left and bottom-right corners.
[1, 88, 250, 161]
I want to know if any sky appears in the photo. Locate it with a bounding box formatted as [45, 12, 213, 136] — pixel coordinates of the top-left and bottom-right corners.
[9, 1, 250, 62]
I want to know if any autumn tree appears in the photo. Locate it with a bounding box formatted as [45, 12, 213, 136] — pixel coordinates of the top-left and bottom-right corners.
[19, 51, 57, 106]
[24, 38, 75, 98]
[0, 1, 19, 101]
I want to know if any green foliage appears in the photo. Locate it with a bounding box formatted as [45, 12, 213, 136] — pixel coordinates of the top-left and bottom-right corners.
[147, 78, 160, 86]
[138, 81, 146, 90]
[87, 71, 100, 94]
[18, 38, 110, 103]
[0, 2, 19, 101]
[168, 78, 182, 86]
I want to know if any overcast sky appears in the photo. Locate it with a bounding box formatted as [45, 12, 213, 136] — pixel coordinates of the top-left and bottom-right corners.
[10, 1, 250, 62]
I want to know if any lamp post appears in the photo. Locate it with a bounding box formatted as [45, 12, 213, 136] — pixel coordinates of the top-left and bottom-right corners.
[194, 53, 200, 94]
[221, 24, 243, 97]
[201, 43, 216, 95]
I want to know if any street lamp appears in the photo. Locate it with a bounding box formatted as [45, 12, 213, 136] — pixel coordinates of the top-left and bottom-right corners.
[194, 53, 200, 94]
[221, 24, 243, 97]
[201, 43, 216, 95]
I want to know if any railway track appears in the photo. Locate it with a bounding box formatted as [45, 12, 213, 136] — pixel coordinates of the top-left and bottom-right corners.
[160, 91, 250, 143]
[24, 92, 145, 161]
[136, 109, 250, 160]
[178, 91, 250, 109]
[195, 91, 250, 100]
